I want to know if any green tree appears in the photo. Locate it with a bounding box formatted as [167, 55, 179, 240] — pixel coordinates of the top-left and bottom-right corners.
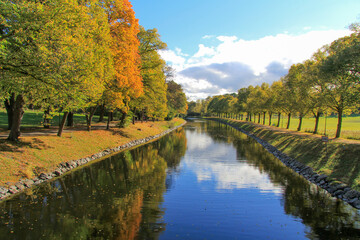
[304, 50, 329, 134]
[237, 86, 254, 121]
[166, 80, 187, 119]
[136, 26, 168, 120]
[284, 63, 313, 131]
[279, 77, 295, 129]
[320, 31, 360, 138]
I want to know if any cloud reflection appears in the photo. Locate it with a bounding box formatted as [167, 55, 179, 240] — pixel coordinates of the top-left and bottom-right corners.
[184, 130, 283, 195]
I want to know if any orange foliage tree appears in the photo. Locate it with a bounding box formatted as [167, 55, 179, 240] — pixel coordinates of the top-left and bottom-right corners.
[104, 0, 143, 126]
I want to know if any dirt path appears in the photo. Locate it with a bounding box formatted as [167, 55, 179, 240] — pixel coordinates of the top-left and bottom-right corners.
[0, 122, 117, 139]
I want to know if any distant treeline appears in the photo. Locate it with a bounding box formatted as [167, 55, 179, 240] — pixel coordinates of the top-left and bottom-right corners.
[188, 24, 360, 138]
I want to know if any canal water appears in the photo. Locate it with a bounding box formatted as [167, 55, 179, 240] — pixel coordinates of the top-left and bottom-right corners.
[1, 119, 360, 239]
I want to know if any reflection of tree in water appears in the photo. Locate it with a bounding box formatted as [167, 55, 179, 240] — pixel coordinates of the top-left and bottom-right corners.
[193, 119, 244, 146]
[152, 128, 187, 192]
[154, 119, 360, 239]
[205, 121, 360, 240]
[157, 128, 187, 169]
[0, 141, 172, 239]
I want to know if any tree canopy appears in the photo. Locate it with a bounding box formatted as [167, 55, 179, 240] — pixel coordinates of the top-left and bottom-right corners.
[0, 0, 188, 141]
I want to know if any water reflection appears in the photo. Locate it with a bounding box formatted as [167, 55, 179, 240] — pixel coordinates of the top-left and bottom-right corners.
[0, 121, 360, 239]
[0, 128, 186, 240]
[186, 120, 360, 239]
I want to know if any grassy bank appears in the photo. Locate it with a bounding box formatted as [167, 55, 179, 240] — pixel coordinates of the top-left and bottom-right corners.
[213, 118, 360, 191]
[0, 118, 185, 187]
[244, 114, 360, 140]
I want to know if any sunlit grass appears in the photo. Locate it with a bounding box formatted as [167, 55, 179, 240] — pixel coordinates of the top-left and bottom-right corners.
[0, 109, 101, 129]
[252, 115, 360, 140]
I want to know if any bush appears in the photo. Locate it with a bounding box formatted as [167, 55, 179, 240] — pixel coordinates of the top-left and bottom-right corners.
[118, 111, 134, 128]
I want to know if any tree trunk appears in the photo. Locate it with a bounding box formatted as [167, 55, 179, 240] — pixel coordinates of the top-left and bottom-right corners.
[132, 107, 136, 125]
[277, 112, 281, 127]
[313, 111, 321, 134]
[110, 112, 114, 121]
[297, 114, 303, 131]
[268, 112, 272, 126]
[98, 104, 105, 122]
[119, 110, 127, 128]
[286, 113, 291, 129]
[67, 112, 74, 127]
[85, 105, 98, 132]
[57, 112, 69, 137]
[4, 93, 16, 130]
[7, 94, 25, 141]
[335, 109, 343, 138]
[106, 111, 112, 130]
[43, 108, 50, 128]
[258, 113, 261, 124]
[263, 112, 266, 125]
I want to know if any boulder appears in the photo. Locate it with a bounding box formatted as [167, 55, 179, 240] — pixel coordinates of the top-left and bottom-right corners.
[39, 173, 48, 180]
[15, 183, 25, 191]
[8, 185, 18, 194]
[343, 190, 360, 200]
[0, 187, 8, 195]
[23, 179, 34, 188]
[54, 169, 62, 176]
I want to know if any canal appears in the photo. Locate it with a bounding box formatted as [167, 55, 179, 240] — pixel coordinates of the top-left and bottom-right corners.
[0, 119, 360, 239]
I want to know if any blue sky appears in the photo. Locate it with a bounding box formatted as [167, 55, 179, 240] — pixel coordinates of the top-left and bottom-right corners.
[132, 0, 360, 100]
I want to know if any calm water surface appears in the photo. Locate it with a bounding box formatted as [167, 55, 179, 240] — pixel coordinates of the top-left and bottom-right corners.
[1, 119, 360, 239]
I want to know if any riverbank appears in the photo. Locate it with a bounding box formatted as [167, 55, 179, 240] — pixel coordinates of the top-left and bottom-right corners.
[0, 118, 186, 199]
[208, 118, 360, 208]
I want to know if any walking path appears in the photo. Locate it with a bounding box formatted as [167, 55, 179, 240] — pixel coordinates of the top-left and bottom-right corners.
[0, 122, 116, 139]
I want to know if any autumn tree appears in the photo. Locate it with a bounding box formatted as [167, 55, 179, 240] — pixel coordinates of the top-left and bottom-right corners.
[0, 0, 51, 140]
[166, 80, 187, 119]
[104, 0, 143, 127]
[136, 26, 168, 120]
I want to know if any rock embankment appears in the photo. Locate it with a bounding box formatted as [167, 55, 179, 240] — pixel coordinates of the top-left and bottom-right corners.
[212, 118, 360, 209]
[0, 122, 186, 201]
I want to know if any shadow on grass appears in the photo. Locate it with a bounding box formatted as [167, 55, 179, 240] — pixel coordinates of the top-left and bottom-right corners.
[0, 138, 52, 153]
[109, 128, 131, 139]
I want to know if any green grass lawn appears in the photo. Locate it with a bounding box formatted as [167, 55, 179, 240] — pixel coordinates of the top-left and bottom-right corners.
[0, 109, 103, 130]
[253, 114, 360, 140]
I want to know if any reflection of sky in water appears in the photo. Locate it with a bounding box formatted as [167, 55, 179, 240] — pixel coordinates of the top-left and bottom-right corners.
[184, 130, 284, 195]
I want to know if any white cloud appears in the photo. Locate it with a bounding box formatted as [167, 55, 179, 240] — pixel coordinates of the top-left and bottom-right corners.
[158, 49, 186, 70]
[160, 29, 351, 100]
[193, 44, 216, 58]
[217, 35, 238, 42]
[202, 35, 215, 39]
